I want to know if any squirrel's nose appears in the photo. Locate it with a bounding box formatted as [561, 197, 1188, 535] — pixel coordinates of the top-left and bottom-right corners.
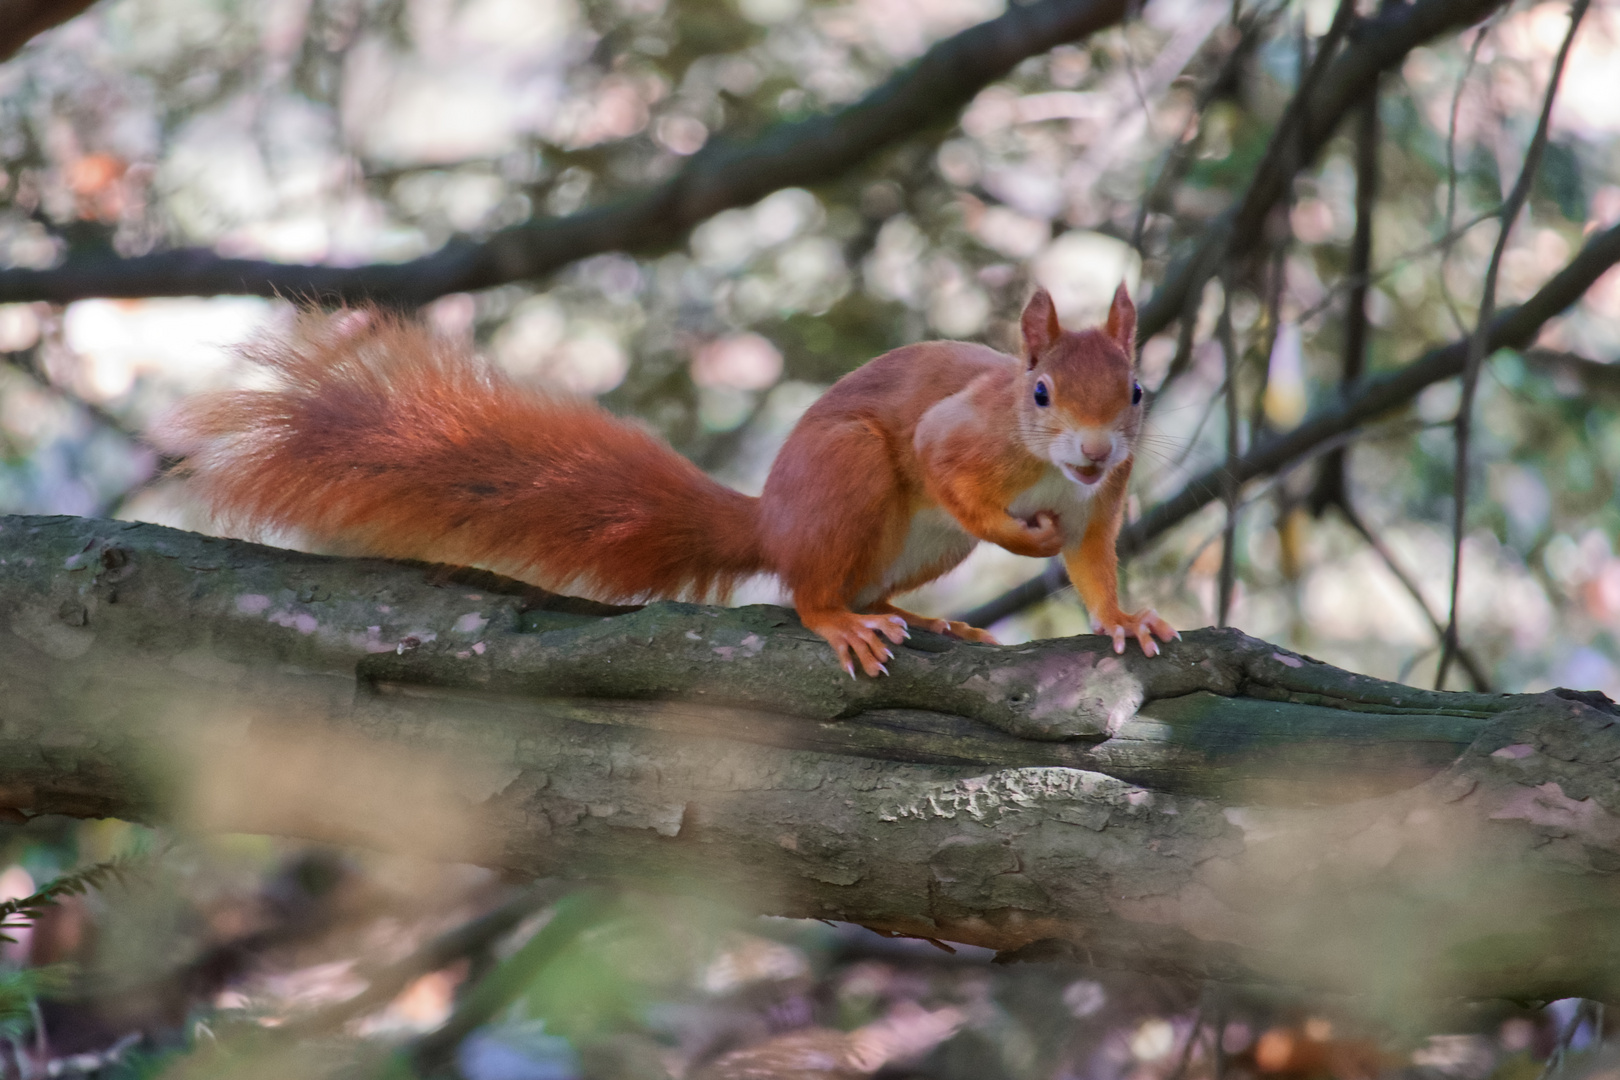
[1081, 436, 1113, 463]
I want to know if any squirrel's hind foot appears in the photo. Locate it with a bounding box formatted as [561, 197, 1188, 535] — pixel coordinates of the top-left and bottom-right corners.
[870, 603, 1000, 646]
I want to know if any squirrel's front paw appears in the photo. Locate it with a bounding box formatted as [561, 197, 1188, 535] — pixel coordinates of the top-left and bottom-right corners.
[1092, 608, 1179, 657]
[1013, 511, 1064, 558]
[801, 611, 910, 678]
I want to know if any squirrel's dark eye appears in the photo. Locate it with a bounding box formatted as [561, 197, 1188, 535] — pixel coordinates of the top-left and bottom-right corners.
[1033, 381, 1050, 408]
[1132, 381, 1143, 406]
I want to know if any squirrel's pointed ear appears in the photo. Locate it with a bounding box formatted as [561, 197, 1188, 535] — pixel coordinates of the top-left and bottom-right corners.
[1021, 288, 1061, 368]
[1105, 282, 1136, 357]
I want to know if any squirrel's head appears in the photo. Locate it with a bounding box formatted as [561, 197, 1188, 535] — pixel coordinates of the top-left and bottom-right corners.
[1016, 283, 1142, 493]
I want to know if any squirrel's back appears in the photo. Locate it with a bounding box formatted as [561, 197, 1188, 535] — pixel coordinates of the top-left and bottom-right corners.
[154, 310, 765, 603]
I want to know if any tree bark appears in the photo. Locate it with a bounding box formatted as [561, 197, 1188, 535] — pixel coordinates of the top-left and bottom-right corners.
[4, 514, 1617, 1004]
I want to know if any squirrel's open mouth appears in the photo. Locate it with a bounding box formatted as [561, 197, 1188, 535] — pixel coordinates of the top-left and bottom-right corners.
[1064, 463, 1104, 485]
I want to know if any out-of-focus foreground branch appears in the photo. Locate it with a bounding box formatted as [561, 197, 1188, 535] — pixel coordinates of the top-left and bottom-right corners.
[0, 0, 1126, 306]
[0, 0, 97, 62]
[963, 219, 1620, 627]
[6, 514, 1620, 1002]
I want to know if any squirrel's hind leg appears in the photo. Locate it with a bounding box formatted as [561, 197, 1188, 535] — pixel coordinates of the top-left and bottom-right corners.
[867, 601, 999, 645]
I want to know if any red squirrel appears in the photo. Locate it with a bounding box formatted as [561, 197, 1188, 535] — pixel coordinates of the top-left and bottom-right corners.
[155, 285, 1176, 677]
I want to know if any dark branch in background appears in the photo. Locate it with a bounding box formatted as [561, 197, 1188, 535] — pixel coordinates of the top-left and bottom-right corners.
[1134, 0, 1514, 347]
[959, 220, 1620, 629]
[1215, 277, 1240, 627]
[0, 0, 97, 62]
[1435, 0, 1589, 690]
[0, 0, 1128, 306]
[1309, 72, 1379, 516]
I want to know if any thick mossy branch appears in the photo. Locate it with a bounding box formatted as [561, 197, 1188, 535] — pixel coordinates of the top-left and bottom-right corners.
[3, 514, 1618, 1003]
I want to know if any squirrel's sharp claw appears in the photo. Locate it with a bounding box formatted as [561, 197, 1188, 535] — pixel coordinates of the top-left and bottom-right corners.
[877, 663, 889, 676]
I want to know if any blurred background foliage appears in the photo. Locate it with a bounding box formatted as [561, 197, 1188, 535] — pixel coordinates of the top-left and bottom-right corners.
[0, 0, 1619, 1074]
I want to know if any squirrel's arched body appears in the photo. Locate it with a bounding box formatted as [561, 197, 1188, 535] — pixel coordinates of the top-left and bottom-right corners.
[155, 288, 1175, 677]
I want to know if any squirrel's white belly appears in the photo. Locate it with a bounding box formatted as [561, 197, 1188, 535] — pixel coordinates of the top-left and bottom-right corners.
[856, 506, 978, 607]
[1007, 466, 1094, 541]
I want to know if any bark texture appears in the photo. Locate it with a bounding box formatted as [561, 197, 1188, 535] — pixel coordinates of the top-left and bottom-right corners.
[3, 514, 1617, 1003]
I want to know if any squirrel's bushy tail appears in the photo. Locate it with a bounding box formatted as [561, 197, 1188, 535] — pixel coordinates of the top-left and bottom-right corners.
[154, 309, 767, 603]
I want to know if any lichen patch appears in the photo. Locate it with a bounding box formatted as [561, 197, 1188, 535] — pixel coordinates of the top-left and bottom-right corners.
[875, 767, 1151, 824]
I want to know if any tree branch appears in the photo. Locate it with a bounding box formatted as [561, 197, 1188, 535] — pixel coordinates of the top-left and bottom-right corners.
[962, 219, 1620, 627]
[1308, 67, 1379, 515]
[0, 0, 1127, 306]
[6, 514, 1620, 1002]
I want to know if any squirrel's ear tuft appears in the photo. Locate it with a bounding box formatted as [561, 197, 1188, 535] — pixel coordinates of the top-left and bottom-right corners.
[1021, 288, 1061, 368]
[1105, 282, 1136, 357]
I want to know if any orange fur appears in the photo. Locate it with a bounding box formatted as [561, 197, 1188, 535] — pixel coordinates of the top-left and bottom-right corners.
[154, 311, 763, 603]
[157, 288, 1175, 677]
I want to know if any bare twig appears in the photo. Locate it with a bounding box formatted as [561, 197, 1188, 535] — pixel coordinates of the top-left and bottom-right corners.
[1335, 497, 1489, 691]
[1292, 208, 1496, 329]
[1170, 416, 1433, 582]
[1438, 18, 1498, 336]
[1436, 0, 1590, 689]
